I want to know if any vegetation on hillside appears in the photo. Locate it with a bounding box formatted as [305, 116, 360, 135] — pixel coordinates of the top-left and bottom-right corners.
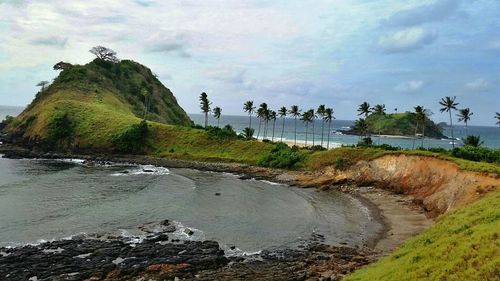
[345, 190, 500, 281]
[364, 112, 444, 138]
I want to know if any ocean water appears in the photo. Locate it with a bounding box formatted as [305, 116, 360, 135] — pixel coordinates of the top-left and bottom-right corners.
[0, 157, 380, 252]
[190, 113, 500, 149]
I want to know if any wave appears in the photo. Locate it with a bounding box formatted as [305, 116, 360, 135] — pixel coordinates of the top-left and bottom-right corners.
[111, 165, 170, 176]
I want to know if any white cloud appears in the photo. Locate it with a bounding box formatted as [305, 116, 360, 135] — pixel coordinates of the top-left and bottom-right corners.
[395, 80, 425, 92]
[378, 27, 438, 53]
[381, 0, 461, 27]
[465, 78, 490, 92]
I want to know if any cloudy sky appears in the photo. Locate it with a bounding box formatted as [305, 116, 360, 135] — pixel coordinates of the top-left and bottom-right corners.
[0, 0, 499, 125]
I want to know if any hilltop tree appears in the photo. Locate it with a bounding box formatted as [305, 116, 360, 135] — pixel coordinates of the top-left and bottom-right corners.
[199, 92, 211, 128]
[36, 81, 50, 92]
[212, 106, 222, 127]
[317, 104, 326, 147]
[357, 101, 371, 118]
[53, 61, 72, 71]
[439, 96, 459, 148]
[324, 108, 335, 149]
[496, 112, 500, 127]
[243, 101, 255, 129]
[413, 106, 426, 149]
[278, 107, 287, 142]
[89, 46, 119, 62]
[457, 108, 473, 136]
[288, 105, 301, 146]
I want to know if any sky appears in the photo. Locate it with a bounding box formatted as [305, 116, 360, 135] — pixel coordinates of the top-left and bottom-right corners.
[0, 0, 499, 126]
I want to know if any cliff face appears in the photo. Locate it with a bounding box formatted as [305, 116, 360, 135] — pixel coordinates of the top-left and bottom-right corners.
[348, 155, 499, 216]
[295, 154, 499, 217]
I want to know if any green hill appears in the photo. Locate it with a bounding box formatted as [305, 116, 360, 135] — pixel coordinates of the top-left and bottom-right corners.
[365, 112, 444, 138]
[345, 190, 500, 281]
[4, 58, 192, 149]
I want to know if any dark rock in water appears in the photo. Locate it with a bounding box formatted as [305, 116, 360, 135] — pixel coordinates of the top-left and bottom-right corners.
[215, 192, 221, 196]
[121, 170, 130, 174]
[184, 228, 194, 236]
[147, 234, 169, 243]
[142, 169, 155, 173]
[160, 219, 170, 226]
[238, 175, 253, 180]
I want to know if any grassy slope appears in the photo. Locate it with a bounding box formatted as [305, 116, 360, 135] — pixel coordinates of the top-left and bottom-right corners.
[345, 190, 500, 281]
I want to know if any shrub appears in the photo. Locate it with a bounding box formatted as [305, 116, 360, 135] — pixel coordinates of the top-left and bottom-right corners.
[206, 125, 238, 140]
[451, 146, 500, 163]
[309, 145, 326, 151]
[47, 112, 74, 141]
[0, 115, 14, 131]
[335, 157, 346, 170]
[242, 127, 255, 140]
[111, 120, 149, 153]
[257, 143, 304, 168]
[357, 137, 373, 146]
[463, 135, 483, 147]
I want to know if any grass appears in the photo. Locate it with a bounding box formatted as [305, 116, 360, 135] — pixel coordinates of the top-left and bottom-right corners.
[345, 190, 500, 281]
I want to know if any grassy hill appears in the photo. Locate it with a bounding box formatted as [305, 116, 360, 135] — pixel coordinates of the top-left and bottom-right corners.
[365, 112, 444, 138]
[4, 58, 193, 149]
[345, 190, 500, 281]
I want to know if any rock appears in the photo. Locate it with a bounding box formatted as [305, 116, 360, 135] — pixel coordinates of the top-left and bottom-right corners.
[214, 193, 221, 196]
[184, 228, 194, 236]
[142, 169, 154, 173]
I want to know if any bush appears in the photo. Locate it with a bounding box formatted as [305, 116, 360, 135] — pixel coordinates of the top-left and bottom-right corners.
[451, 146, 500, 163]
[241, 127, 254, 140]
[357, 137, 373, 146]
[309, 145, 326, 151]
[463, 135, 483, 147]
[206, 125, 238, 140]
[111, 120, 149, 153]
[0, 115, 14, 131]
[257, 143, 304, 169]
[335, 157, 346, 170]
[47, 112, 74, 141]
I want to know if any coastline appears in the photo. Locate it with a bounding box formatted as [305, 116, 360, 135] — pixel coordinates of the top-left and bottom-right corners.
[0, 143, 433, 254]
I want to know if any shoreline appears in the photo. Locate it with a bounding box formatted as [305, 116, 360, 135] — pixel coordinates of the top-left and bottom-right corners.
[0, 144, 435, 279]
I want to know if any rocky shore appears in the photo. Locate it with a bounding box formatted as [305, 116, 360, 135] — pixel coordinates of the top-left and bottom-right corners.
[0, 219, 374, 281]
[0, 144, 434, 280]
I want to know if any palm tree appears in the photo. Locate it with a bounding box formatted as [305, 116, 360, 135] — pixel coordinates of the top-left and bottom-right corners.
[278, 107, 287, 142]
[496, 112, 500, 127]
[353, 118, 368, 137]
[457, 108, 473, 136]
[256, 103, 268, 139]
[413, 106, 425, 149]
[263, 108, 271, 140]
[371, 104, 386, 144]
[439, 96, 459, 148]
[463, 135, 483, 147]
[212, 106, 222, 127]
[308, 109, 317, 146]
[243, 101, 255, 129]
[242, 127, 255, 140]
[301, 110, 312, 147]
[199, 92, 211, 128]
[289, 105, 301, 146]
[372, 104, 386, 116]
[317, 104, 326, 147]
[269, 110, 277, 142]
[324, 108, 335, 149]
[357, 101, 371, 118]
